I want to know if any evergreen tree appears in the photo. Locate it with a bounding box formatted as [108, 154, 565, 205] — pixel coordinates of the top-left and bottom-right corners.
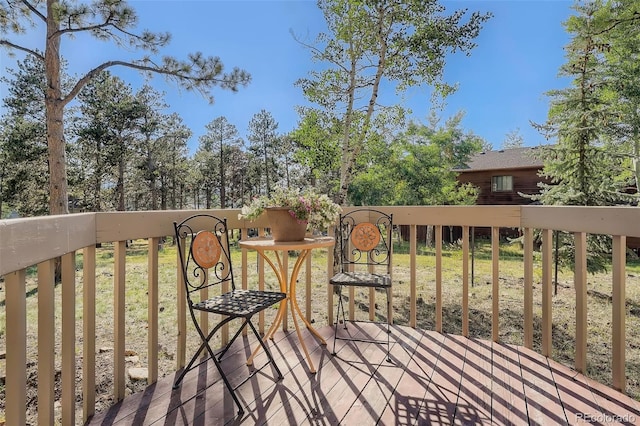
[531, 0, 637, 272]
[0, 0, 250, 215]
[247, 110, 279, 194]
[0, 56, 50, 216]
[502, 128, 525, 150]
[532, 1, 631, 208]
[199, 117, 243, 208]
[599, 0, 640, 201]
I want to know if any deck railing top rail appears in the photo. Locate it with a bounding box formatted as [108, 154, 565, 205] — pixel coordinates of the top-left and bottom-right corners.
[2, 205, 640, 277]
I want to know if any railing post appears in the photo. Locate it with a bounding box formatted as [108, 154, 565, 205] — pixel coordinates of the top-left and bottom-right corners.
[435, 225, 442, 333]
[523, 228, 534, 349]
[574, 232, 587, 373]
[410, 224, 417, 328]
[114, 241, 126, 401]
[258, 227, 266, 333]
[5, 269, 26, 426]
[241, 227, 250, 336]
[462, 226, 470, 337]
[62, 252, 76, 425]
[148, 238, 159, 384]
[492, 227, 500, 342]
[612, 235, 626, 392]
[83, 246, 96, 421]
[327, 226, 335, 327]
[177, 238, 186, 370]
[38, 259, 56, 425]
[542, 229, 553, 357]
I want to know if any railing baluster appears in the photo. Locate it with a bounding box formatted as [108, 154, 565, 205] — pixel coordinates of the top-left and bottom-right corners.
[258, 227, 266, 333]
[523, 227, 534, 349]
[114, 241, 126, 401]
[574, 232, 587, 373]
[542, 228, 553, 357]
[435, 225, 443, 333]
[462, 226, 469, 337]
[177, 237, 186, 370]
[62, 251, 76, 425]
[612, 235, 626, 392]
[241, 227, 249, 336]
[492, 227, 500, 342]
[148, 238, 159, 384]
[327, 227, 335, 327]
[5, 269, 26, 426]
[410, 224, 417, 329]
[83, 246, 96, 420]
[221, 231, 229, 345]
[38, 259, 55, 425]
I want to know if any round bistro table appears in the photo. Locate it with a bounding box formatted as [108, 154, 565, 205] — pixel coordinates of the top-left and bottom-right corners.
[239, 236, 335, 374]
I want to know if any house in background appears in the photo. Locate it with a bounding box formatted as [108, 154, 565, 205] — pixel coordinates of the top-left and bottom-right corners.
[454, 146, 547, 205]
[399, 147, 547, 244]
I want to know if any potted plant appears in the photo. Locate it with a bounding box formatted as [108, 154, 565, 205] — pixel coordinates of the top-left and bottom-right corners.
[239, 186, 342, 241]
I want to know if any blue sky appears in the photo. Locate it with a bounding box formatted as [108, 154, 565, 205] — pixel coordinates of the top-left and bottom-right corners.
[0, 0, 574, 153]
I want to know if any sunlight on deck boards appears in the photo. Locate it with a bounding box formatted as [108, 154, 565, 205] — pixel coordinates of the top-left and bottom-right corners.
[86, 324, 640, 426]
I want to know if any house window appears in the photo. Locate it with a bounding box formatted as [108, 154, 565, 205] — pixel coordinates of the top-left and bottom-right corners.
[492, 175, 513, 192]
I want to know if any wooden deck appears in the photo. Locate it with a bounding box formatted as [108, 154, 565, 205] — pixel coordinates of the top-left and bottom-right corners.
[87, 323, 640, 425]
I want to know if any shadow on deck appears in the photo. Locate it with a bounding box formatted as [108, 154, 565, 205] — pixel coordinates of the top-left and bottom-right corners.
[86, 324, 640, 425]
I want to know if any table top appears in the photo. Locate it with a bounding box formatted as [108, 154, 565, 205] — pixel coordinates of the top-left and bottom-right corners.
[239, 236, 335, 251]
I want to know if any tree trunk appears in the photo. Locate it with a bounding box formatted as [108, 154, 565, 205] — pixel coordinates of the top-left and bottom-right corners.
[117, 157, 125, 211]
[219, 142, 226, 208]
[45, 0, 69, 215]
[426, 225, 434, 248]
[633, 132, 640, 205]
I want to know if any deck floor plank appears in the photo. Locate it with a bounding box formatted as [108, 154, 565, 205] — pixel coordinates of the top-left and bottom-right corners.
[415, 333, 467, 425]
[86, 325, 640, 426]
[339, 325, 420, 425]
[377, 327, 443, 425]
[490, 342, 529, 425]
[452, 335, 492, 425]
[517, 346, 568, 425]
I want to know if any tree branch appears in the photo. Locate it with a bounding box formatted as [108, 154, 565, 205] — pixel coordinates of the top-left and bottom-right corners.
[62, 58, 249, 107]
[0, 39, 44, 60]
[20, 0, 45, 22]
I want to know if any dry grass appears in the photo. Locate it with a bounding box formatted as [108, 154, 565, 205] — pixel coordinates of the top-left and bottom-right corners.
[1, 237, 639, 424]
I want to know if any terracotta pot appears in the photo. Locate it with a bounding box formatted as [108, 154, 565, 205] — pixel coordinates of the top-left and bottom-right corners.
[265, 207, 307, 242]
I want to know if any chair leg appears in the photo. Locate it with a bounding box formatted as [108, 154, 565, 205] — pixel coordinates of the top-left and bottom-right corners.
[173, 317, 227, 389]
[217, 320, 247, 361]
[210, 349, 245, 416]
[333, 285, 345, 355]
[173, 314, 246, 417]
[247, 320, 284, 380]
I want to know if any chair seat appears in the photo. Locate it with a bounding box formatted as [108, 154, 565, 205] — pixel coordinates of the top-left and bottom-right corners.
[330, 271, 391, 288]
[193, 289, 286, 317]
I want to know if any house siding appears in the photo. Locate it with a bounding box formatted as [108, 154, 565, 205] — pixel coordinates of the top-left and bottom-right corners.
[457, 167, 543, 205]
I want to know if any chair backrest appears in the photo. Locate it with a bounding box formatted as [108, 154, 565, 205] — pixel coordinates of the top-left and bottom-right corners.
[336, 209, 393, 273]
[174, 214, 235, 305]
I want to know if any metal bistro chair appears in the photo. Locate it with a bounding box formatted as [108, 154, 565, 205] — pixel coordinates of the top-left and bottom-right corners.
[330, 209, 393, 362]
[172, 214, 286, 416]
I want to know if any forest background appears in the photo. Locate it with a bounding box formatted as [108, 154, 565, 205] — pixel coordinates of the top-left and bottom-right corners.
[0, 0, 639, 223]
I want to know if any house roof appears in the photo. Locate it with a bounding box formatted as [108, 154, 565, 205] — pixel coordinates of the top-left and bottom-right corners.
[454, 146, 545, 172]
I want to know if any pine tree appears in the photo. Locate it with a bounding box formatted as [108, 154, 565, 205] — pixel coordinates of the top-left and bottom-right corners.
[0, 0, 250, 215]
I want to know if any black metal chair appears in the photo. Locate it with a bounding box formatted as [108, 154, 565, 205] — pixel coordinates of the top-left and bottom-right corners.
[330, 209, 393, 362]
[172, 214, 286, 416]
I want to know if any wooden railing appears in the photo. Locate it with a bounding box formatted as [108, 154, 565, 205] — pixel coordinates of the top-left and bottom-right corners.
[1, 206, 639, 425]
